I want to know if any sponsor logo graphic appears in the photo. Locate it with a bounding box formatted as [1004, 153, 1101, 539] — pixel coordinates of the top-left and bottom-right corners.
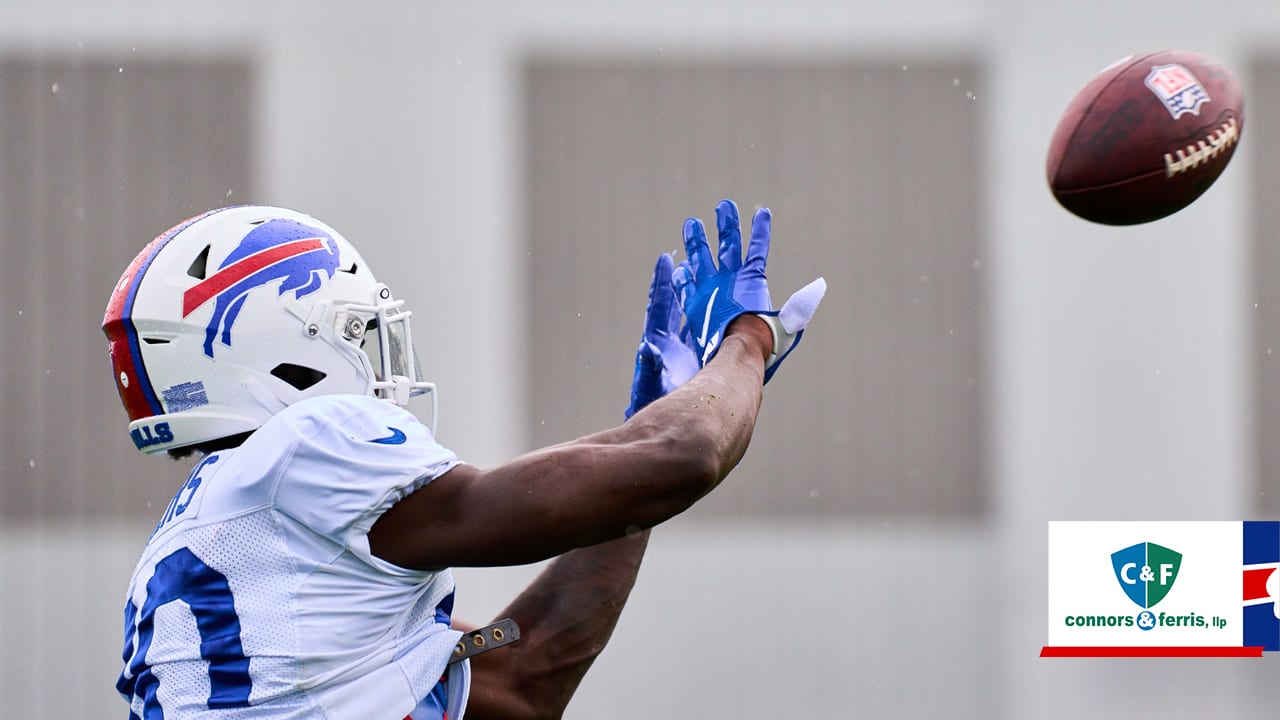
[1243, 521, 1280, 651]
[1044, 522, 1258, 657]
[181, 219, 341, 358]
[1111, 541, 1181, 608]
[1144, 63, 1211, 119]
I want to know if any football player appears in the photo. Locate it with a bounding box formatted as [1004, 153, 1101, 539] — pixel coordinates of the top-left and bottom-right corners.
[106, 200, 825, 719]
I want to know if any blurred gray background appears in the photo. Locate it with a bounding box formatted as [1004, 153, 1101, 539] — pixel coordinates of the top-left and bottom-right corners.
[1, 0, 1277, 717]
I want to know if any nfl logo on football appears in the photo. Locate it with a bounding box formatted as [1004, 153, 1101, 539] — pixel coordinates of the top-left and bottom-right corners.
[1144, 63, 1211, 118]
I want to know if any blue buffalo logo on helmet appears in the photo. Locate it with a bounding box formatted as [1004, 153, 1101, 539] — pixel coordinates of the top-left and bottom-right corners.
[182, 219, 341, 357]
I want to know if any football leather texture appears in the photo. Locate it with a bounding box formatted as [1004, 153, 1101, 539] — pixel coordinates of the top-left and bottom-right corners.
[1046, 50, 1244, 225]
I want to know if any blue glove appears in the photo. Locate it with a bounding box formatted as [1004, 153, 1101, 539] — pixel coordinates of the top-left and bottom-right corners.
[625, 253, 700, 419]
[673, 199, 826, 383]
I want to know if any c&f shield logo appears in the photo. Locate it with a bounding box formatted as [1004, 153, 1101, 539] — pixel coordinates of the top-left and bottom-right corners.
[1111, 542, 1182, 608]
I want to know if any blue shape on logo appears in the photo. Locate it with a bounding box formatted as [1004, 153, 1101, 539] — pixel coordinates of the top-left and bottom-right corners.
[1111, 543, 1148, 608]
[370, 427, 407, 445]
[1243, 603, 1279, 652]
[1136, 610, 1156, 631]
[1167, 85, 1209, 117]
[1243, 521, 1280, 565]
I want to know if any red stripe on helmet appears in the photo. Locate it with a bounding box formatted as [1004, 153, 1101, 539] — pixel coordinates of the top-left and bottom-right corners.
[103, 209, 225, 421]
[181, 237, 327, 317]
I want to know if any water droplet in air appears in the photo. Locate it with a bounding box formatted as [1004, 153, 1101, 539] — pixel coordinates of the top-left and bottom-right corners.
[51, 83, 59, 94]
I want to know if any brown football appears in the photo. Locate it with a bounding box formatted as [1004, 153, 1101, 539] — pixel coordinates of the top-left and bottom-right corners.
[1046, 50, 1244, 225]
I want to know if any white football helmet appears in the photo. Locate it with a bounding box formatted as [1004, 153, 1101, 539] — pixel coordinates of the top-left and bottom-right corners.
[103, 205, 435, 455]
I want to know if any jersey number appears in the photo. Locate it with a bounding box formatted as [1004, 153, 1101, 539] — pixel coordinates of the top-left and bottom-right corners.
[117, 547, 252, 717]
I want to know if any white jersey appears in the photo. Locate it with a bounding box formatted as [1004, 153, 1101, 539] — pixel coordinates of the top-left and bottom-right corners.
[117, 395, 468, 720]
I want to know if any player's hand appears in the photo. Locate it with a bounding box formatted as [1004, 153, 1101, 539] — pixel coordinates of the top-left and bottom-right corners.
[672, 199, 826, 383]
[624, 253, 700, 419]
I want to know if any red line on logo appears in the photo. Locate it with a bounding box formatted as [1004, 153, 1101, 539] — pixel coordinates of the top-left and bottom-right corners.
[182, 238, 325, 317]
[1244, 567, 1275, 602]
[1040, 646, 1264, 658]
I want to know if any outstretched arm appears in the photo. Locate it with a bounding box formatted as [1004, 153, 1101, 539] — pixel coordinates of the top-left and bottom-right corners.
[368, 202, 824, 719]
[368, 314, 772, 569]
[369, 200, 823, 571]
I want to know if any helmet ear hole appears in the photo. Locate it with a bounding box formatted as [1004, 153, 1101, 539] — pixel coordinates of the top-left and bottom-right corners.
[270, 363, 327, 391]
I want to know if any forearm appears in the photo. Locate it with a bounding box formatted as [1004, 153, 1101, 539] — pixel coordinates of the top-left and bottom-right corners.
[463, 530, 651, 720]
[468, 321, 764, 713]
[368, 318, 772, 570]
[619, 314, 772, 486]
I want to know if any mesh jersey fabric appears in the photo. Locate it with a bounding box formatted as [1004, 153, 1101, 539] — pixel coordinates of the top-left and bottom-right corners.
[118, 394, 468, 720]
